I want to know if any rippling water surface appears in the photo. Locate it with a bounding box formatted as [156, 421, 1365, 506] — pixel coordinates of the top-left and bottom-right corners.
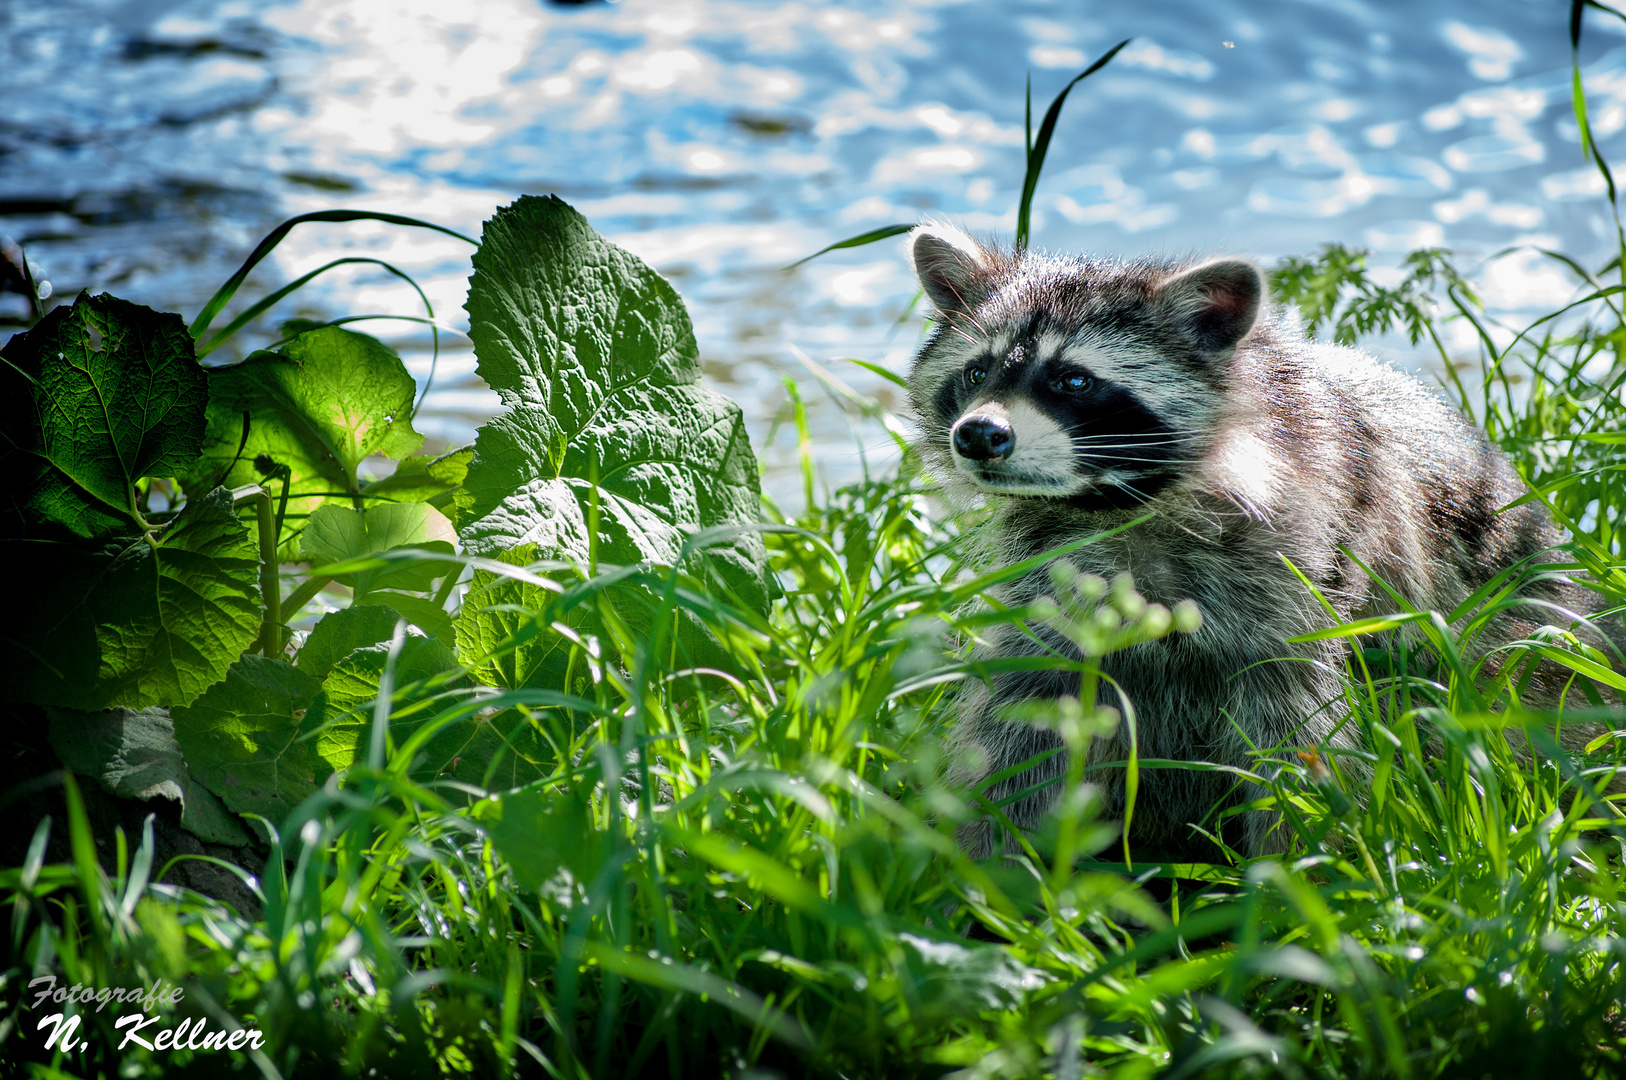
[3, 0, 1621, 499]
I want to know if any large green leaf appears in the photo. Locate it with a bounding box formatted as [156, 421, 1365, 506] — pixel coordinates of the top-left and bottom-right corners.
[303, 634, 462, 780]
[476, 785, 600, 890]
[453, 545, 571, 691]
[295, 604, 402, 681]
[170, 654, 321, 826]
[0, 292, 205, 540]
[181, 326, 424, 551]
[445, 709, 551, 791]
[47, 706, 251, 845]
[367, 591, 454, 641]
[452, 544, 742, 695]
[1, 486, 263, 711]
[305, 634, 546, 788]
[457, 195, 766, 610]
[360, 446, 473, 505]
[898, 934, 1046, 1022]
[301, 502, 457, 596]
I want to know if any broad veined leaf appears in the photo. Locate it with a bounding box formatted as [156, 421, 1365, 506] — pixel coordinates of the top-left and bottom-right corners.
[170, 654, 322, 827]
[1, 486, 262, 711]
[457, 195, 766, 611]
[302, 633, 462, 780]
[305, 633, 547, 787]
[453, 544, 748, 693]
[477, 785, 600, 890]
[301, 502, 458, 596]
[360, 446, 473, 504]
[898, 934, 1047, 1020]
[366, 591, 455, 640]
[451, 545, 726, 693]
[453, 544, 573, 691]
[0, 292, 205, 540]
[181, 326, 424, 552]
[47, 705, 251, 846]
[294, 603, 402, 681]
[443, 708, 551, 790]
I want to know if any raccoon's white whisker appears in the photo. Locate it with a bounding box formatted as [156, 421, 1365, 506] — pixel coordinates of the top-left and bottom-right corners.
[1070, 442, 1197, 455]
[1102, 476, 1153, 506]
[1075, 453, 1202, 466]
[1079, 422, 1209, 435]
[1071, 437, 1195, 450]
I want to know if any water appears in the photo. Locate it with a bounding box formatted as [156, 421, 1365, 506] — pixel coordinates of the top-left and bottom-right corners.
[4, 0, 1623, 503]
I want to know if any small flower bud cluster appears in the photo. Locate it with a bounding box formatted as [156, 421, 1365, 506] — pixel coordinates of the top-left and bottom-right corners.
[1041, 564, 1202, 659]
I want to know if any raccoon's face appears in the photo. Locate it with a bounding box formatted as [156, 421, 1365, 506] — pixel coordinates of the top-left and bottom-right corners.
[904, 224, 1263, 508]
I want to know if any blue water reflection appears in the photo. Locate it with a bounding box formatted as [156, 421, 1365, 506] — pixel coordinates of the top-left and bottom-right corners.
[3, 0, 1621, 498]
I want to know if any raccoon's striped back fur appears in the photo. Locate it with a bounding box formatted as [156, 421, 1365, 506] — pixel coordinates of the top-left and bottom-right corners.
[905, 224, 1602, 860]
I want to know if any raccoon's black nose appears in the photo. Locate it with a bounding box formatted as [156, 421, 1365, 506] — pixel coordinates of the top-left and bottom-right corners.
[952, 415, 1015, 461]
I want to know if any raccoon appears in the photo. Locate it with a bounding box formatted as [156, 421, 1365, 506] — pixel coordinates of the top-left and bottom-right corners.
[905, 223, 1612, 860]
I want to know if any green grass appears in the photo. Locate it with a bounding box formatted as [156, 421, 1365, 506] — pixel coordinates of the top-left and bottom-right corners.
[3, 242, 1624, 1077]
[6, 8, 1626, 1077]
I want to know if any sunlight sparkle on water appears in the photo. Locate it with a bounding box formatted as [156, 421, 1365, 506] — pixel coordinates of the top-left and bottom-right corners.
[5, 0, 1626, 498]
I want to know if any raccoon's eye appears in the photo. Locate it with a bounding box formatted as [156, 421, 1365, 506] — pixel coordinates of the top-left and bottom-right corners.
[1050, 372, 1093, 393]
[965, 364, 988, 387]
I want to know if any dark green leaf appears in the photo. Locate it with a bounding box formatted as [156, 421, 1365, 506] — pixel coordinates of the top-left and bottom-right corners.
[305, 633, 548, 787]
[181, 327, 424, 552]
[46, 705, 251, 845]
[898, 933, 1044, 1020]
[457, 195, 766, 611]
[170, 654, 322, 825]
[478, 786, 599, 890]
[453, 544, 570, 690]
[294, 604, 402, 681]
[451, 546, 730, 694]
[0, 292, 205, 539]
[441, 708, 551, 790]
[303, 634, 460, 780]
[367, 591, 455, 640]
[1, 486, 263, 711]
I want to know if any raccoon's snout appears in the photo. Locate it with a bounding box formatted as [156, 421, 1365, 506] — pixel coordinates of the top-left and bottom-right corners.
[952, 415, 1014, 461]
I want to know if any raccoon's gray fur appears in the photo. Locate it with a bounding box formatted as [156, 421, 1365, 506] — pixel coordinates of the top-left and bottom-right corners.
[905, 223, 1609, 860]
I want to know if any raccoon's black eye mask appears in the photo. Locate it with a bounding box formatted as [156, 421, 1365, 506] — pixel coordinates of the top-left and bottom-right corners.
[962, 353, 1096, 397]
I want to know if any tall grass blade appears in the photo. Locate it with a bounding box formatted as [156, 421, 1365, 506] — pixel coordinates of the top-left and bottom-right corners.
[1015, 39, 1130, 252]
[785, 223, 916, 269]
[189, 210, 477, 342]
[1571, 1, 1626, 266]
[196, 256, 435, 357]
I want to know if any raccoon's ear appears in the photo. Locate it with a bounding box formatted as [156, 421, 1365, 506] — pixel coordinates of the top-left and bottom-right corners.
[1154, 259, 1263, 356]
[908, 224, 996, 314]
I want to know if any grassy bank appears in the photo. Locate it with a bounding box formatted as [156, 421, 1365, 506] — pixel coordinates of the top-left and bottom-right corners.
[4, 10, 1626, 1080]
[2, 226, 1623, 1077]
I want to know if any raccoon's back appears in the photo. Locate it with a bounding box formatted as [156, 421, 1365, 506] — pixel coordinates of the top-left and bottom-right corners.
[1161, 322, 1548, 616]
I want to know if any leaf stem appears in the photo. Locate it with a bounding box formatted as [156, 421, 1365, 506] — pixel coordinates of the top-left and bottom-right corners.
[232, 484, 283, 656]
[281, 574, 331, 625]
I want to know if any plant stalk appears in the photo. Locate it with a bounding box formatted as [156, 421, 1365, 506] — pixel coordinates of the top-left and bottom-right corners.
[281, 574, 331, 621]
[233, 484, 283, 656]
